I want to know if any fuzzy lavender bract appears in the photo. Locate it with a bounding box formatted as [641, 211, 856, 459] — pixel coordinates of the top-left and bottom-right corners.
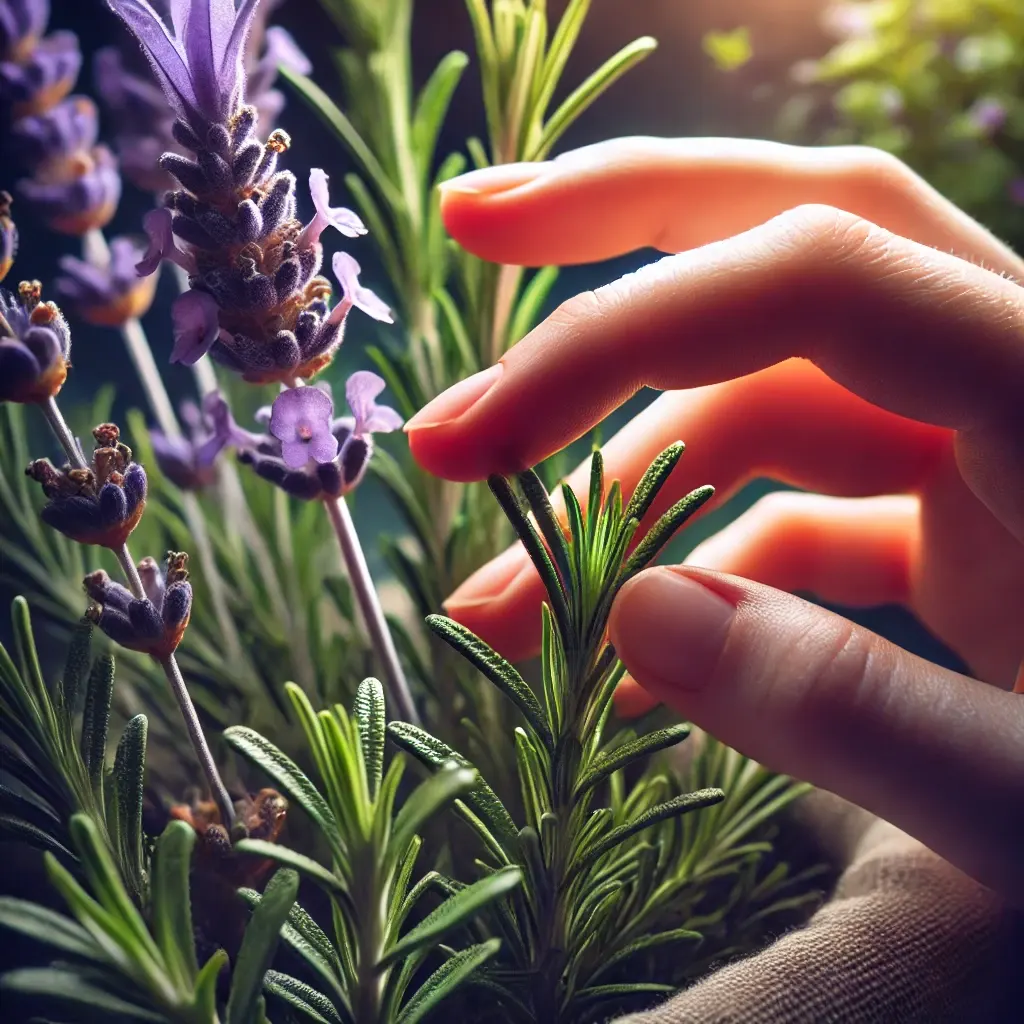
[84, 550, 192, 658]
[0, 278, 70, 403]
[56, 235, 157, 326]
[106, 0, 390, 383]
[26, 422, 147, 547]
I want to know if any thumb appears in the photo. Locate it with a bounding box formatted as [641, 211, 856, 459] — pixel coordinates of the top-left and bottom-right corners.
[609, 566, 1024, 904]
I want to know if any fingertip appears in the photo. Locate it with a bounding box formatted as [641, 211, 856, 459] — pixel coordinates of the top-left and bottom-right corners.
[613, 675, 660, 718]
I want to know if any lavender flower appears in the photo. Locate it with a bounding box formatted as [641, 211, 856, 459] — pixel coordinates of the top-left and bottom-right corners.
[1010, 179, 1024, 207]
[238, 372, 402, 499]
[94, 0, 308, 195]
[56, 235, 157, 326]
[0, 278, 70, 403]
[0, 191, 16, 283]
[269, 386, 338, 468]
[0, 0, 80, 116]
[4, 5, 121, 234]
[150, 390, 258, 488]
[966, 97, 1007, 136]
[26, 422, 147, 547]
[106, 0, 391, 383]
[84, 550, 192, 659]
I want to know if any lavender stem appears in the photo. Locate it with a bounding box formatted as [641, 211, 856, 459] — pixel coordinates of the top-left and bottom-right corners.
[324, 495, 419, 725]
[160, 654, 236, 829]
[39, 395, 235, 827]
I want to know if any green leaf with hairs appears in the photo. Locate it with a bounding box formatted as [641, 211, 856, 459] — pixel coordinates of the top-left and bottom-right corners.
[354, 677, 386, 800]
[112, 715, 147, 872]
[265, 970, 344, 1024]
[0, 968, 164, 1021]
[0, 897, 99, 961]
[152, 821, 198, 988]
[623, 442, 686, 526]
[390, 764, 477, 860]
[576, 725, 691, 796]
[620, 485, 716, 579]
[235, 840, 349, 900]
[58, 618, 93, 715]
[227, 868, 299, 1024]
[80, 654, 114, 793]
[397, 939, 501, 1024]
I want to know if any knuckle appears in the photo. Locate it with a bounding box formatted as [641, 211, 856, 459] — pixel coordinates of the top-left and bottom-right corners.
[839, 144, 915, 192]
[548, 283, 624, 327]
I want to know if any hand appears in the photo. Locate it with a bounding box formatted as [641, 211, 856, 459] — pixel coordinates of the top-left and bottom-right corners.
[404, 138, 1024, 904]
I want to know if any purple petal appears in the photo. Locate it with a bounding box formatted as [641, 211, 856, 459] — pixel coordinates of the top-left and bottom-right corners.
[331, 251, 393, 324]
[345, 370, 386, 429]
[364, 405, 404, 434]
[184, 0, 233, 120]
[298, 168, 366, 248]
[106, 0, 198, 122]
[279, 437, 309, 469]
[171, 288, 220, 365]
[269, 385, 333, 438]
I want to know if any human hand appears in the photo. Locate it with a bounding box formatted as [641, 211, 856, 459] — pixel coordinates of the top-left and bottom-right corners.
[404, 138, 1024, 903]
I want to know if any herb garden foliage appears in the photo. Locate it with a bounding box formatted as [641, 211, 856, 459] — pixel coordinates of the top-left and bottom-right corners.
[0, 447, 813, 1024]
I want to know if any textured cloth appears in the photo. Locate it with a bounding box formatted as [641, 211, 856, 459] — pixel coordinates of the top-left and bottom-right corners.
[614, 791, 1023, 1023]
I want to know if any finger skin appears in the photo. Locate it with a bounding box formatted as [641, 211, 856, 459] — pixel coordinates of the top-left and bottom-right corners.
[445, 362, 943, 661]
[408, 206, 1024, 540]
[609, 567, 1024, 904]
[441, 138, 1024, 278]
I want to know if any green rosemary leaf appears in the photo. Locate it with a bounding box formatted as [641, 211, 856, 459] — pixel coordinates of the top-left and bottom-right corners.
[0, 968, 164, 1021]
[112, 715, 147, 874]
[572, 789, 725, 878]
[80, 654, 114, 795]
[396, 939, 501, 1024]
[0, 784, 60, 833]
[0, 897, 98, 961]
[573, 982, 675, 1007]
[428, 615, 554, 750]
[463, 0, 502, 149]
[193, 949, 229, 1020]
[488, 475, 572, 638]
[531, 0, 590, 126]
[57, 618, 93, 716]
[540, 604, 563, 734]
[264, 970, 344, 1024]
[11, 596, 46, 712]
[342, 173, 403, 288]
[591, 928, 702, 983]
[517, 468, 572, 595]
[390, 764, 477, 861]
[234, 840, 348, 900]
[534, 36, 659, 159]
[0, 814, 72, 858]
[412, 50, 470, 174]
[433, 284, 477, 374]
[587, 448, 604, 547]
[224, 726, 342, 861]
[152, 821, 198, 988]
[387, 723, 520, 848]
[623, 442, 686, 526]
[576, 725, 692, 796]
[227, 868, 299, 1024]
[354, 678, 386, 801]
[382, 870, 519, 968]
[620, 485, 716, 580]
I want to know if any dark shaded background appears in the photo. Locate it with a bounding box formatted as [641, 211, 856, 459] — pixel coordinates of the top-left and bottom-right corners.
[8, 0, 964, 672]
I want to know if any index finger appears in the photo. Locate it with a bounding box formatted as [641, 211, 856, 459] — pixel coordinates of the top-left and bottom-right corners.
[407, 205, 1024, 539]
[439, 138, 1024, 278]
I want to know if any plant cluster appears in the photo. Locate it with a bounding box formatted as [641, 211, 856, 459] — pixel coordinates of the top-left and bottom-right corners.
[0, 1, 821, 1021]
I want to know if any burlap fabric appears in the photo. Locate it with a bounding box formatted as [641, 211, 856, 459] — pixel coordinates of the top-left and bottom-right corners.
[613, 790, 1023, 1023]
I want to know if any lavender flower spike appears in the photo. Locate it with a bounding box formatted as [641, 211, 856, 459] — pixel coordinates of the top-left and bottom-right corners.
[106, 0, 387, 383]
[0, 278, 70, 404]
[56, 235, 157, 327]
[107, 0, 260, 135]
[0, 191, 16, 283]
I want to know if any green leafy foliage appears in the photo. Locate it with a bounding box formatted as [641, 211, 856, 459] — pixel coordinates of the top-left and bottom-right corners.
[388, 448, 811, 1021]
[0, 598, 147, 896]
[225, 678, 519, 1022]
[0, 815, 297, 1023]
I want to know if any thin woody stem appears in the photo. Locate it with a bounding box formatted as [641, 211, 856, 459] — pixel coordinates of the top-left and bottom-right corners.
[160, 654, 236, 829]
[324, 495, 419, 725]
[39, 393, 235, 827]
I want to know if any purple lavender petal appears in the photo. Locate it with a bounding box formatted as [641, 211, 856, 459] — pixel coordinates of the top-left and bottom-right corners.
[302, 168, 366, 246]
[364, 404, 403, 433]
[269, 386, 338, 468]
[171, 288, 220, 364]
[330, 251, 393, 324]
[105, 0, 198, 122]
[345, 370, 385, 430]
[138, 206, 194, 275]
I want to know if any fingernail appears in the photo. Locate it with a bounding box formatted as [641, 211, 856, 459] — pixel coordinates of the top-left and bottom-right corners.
[446, 544, 530, 608]
[439, 162, 547, 196]
[405, 364, 503, 432]
[610, 568, 737, 692]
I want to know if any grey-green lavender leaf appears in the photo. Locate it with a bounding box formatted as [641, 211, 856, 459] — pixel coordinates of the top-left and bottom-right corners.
[620, 485, 716, 580]
[57, 618, 93, 715]
[227, 868, 299, 1024]
[390, 764, 477, 861]
[112, 714, 147, 873]
[623, 442, 686, 525]
[0, 897, 99, 962]
[516, 468, 573, 594]
[234, 839, 350, 899]
[80, 654, 115, 793]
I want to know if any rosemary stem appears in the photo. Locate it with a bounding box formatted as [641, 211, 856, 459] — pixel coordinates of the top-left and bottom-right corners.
[324, 495, 419, 725]
[160, 654, 236, 829]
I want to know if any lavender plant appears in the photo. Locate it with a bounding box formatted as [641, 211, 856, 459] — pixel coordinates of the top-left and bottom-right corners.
[0, 1, 822, 1021]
